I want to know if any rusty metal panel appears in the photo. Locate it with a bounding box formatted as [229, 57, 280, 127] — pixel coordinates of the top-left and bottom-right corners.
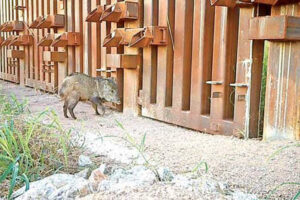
[234, 7, 266, 138]
[106, 54, 140, 69]
[0, 0, 21, 83]
[0, 0, 299, 140]
[249, 15, 300, 41]
[122, 0, 142, 115]
[210, 0, 236, 7]
[263, 3, 300, 140]
[139, 0, 264, 138]
[253, 0, 300, 6]
[91, 0, 98, 77]
[0, 1, 3, 79]
[74, 0, 83, 73]
[82, 0, 91, 75]
[7, 49, 24, 59]
[67, 0, 75, 75]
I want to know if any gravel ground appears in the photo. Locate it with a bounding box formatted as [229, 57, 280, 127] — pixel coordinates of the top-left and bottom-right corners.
[0, 80, 299, 200]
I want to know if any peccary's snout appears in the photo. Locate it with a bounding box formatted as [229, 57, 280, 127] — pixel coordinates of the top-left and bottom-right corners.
[114, 97, 121, 105]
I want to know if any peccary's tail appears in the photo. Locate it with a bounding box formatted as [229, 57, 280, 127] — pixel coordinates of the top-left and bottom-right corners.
[58, 80, 68, 99]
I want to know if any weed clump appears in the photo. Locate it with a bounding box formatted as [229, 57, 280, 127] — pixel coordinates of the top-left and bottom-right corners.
[0, 94, 80, 199]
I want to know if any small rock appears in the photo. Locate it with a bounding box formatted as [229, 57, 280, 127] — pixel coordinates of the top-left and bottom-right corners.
[89, 167, 107, 192]
[158, 167, 174, 182]
[99, 166, 156, 192]
[201, 178, 219, 193]
[78, 155, 93, 167]
[13, 174, 92, 200]
[99, 164, 106, 174]
[172, 175, 192, 188]
[232, 191, 258, 200]
[75, 168, 90, 179]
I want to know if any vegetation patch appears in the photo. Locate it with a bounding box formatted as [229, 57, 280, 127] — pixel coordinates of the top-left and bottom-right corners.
[0, 93, 82, 199]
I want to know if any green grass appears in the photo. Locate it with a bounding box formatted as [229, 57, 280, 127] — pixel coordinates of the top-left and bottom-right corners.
[100, 120, 208, 181]
[102, 120, 162, 181]
[0, 93, 80, 199]
[259, 42, 269, 137]
[0, 94, 28, 117]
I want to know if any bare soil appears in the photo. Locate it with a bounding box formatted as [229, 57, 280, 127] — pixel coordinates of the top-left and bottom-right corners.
[1, 80, 299, 200]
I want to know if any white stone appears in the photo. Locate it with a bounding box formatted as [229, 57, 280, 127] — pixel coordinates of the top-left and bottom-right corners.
[89, 167, 107, 192]
[99, 166, 156, 192]
[78, 155, 93, 167]
[172, 175, 193, 188]
[232, 191, 258, 200]
[99, 164, 106, 174]
[157, 167, 174, 182]
[75, 168, 90, 179]
[13, 174, 92, 200]
[79, 132, 145, 165]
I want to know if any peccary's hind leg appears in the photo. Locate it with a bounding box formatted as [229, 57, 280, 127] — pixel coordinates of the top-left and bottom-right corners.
[67, 93, 80, 120]
[92, 103, 100, 115]
[68, 100, 79, 120]
[63, 101, 68, 118]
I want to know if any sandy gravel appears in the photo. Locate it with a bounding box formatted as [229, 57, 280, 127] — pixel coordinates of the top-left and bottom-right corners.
[0, 80, 299, 200]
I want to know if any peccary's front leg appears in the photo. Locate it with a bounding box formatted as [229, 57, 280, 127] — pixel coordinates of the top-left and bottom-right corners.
[63, 101, 68, 118]
[99, 104, 105, 115]
[90, 96, 105, 115]
[92, 103, 100, 115]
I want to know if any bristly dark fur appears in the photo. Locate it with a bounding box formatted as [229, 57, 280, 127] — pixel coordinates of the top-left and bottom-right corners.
[68, 72, 115, 82]
[59, 73, 120, 119]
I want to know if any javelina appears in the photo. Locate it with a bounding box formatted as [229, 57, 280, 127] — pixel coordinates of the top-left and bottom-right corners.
[58, 73, 121, 119]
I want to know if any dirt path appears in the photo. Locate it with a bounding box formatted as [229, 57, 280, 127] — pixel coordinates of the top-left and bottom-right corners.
[1, 80, 299, 199]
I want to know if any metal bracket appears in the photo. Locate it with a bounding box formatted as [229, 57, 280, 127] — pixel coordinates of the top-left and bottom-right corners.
[249, 0, 300, 6]
[0, 21, 24, 32]
[51, 32, 81, 47]
[38, 34, 56, 46]
[86, 5, 104, 22]
[0, 36, 3, 46]
[43, 51, 67, 62]
[106, 54, 141, 69]
[7, 50, 25, 59]
[9, 35, 34, 46]
[103, 28, 142, 47]
[249, 16, 300, 41]
[210, 0, 253, 7]
[130, 26, 168, 48]
[230, 83, 248, 87]
[100, 1, 139, 23]
[29, 16, 43, 29]
[15, 6, 26, 10]
[96, 68, 117, 73]
[37, 14, 65, 29]
[206, 81, 223, 85]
